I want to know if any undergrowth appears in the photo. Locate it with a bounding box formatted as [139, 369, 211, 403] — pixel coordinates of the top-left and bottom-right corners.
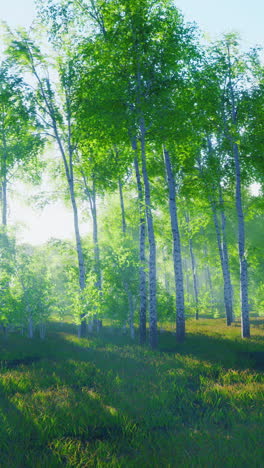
[0, 318, 263, 467]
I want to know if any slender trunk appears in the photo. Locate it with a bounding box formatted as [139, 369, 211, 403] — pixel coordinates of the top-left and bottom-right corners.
[1, 133, 8, 226]
[226, 44, 250, 337]
[118, 178, 127, 234]
[163, 147, 185, 341]
[91, 178, 102, 291]
[139, 119, 157, 349]
[134, 153, 147, 344]
[197, 151, 233, 325]
[82, 173, 102, 292]
[71, 188, 86, 336]
[162, 247, 170, 292]
[68, 180, 86, 336]
[118, 177, 135, 340]
[234, 143, 250, 336]
[35, 72, 87, 336]
[210, 199, 233, 325]
[202, 243, 215, 311]
[184, 211, 199, 320]
[219, 186, 234, 322]
[2, 175, 7, 226]
[22, 53, 87, 336]
[55, 109, 86, 336]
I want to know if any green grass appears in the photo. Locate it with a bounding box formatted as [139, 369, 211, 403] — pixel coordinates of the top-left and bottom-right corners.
[0, 318, 264, 467]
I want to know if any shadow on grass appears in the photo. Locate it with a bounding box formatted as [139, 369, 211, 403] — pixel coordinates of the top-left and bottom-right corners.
[0, 386, 65, 467]
[0, 320, 264, 467]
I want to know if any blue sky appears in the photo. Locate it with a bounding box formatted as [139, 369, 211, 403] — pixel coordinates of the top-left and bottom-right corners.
[0, 0, 263, 49]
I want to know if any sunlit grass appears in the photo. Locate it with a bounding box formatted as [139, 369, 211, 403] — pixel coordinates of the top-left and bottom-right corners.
[0, 318, 263, 467]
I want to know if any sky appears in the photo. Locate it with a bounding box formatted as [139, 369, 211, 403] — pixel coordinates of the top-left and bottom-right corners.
[0, 0, 263, 244]
[1, 0, 263, 47]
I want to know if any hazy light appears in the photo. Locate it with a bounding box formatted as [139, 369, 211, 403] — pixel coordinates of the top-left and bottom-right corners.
[9, 182, 89, 246]
[249, 182, 261, 197]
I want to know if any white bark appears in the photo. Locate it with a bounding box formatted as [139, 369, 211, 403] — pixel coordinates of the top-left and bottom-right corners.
[83, 173, 102, 292]
[226, 44, 250, 337]
[163, 147, 185, 341]
[185, 211, 199, 320]
[133, 152, 147, 344]
[210, 198, 233, 325]
[118, 176, 135, 340]
[28, 57, 87, 337]
[198, 150, 234, 325]
[234, 142, 250, 337]
[140, 119, 158, 349]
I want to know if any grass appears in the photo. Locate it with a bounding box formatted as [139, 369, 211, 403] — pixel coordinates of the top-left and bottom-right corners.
[0, 318, 263, 467]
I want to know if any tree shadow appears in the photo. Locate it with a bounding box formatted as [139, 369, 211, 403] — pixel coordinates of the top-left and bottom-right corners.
[0, 383, 65, 467]
[1, 321, 263, 466]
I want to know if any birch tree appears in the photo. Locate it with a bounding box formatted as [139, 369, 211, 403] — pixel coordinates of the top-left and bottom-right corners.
[7, 33, 87, 336]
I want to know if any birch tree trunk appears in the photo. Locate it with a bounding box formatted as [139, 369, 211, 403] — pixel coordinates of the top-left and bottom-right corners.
[1, 132, 8, 226]
[68, 176, 86, 337]
[91, 179, 102, 292]
[219, 186, 234, 322]
[2, 167, 7, 226]
[227, 44, 250, 337]
[134, 153, 147, 345]
[26, 57, 87, 337]
[210, 199, 233, 325]
[118, 178, 127, 234]
[185, 211, 199, 320]
[56, 89, 86, 337]
[140, 118, 158, 349]
[202, 242, 215, 312]
[83, 174, 102, 292]
[118, 177, 135, 340]
[197, 153, 233, 325]
[234, 142, 250, 337]
[163, 146, 185, 341]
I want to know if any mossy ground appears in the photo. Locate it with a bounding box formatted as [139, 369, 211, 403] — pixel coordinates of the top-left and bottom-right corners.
[0, 318, 263, 467]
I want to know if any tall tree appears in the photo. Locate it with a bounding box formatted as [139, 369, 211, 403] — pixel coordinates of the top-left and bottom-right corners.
[7, 33, 87, 335]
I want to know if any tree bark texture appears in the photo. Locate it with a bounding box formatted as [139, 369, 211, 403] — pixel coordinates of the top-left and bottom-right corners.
[226, 44, 250, 337]
[234, 143, 250, 337]
[210, 198, 234, 325]
[140, 119, 158, 349]
[1, 132, 8, 226]
[134, 153, 147, 345]
[118, 177, 135, 340]
[163, 147, 185, 341]
[185, 211, 199, 321]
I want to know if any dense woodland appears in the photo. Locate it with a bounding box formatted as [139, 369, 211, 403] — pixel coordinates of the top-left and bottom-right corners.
[0, 0, 264, 348]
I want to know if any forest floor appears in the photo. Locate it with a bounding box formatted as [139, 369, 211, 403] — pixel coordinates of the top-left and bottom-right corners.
[0, 318, 264, 468]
